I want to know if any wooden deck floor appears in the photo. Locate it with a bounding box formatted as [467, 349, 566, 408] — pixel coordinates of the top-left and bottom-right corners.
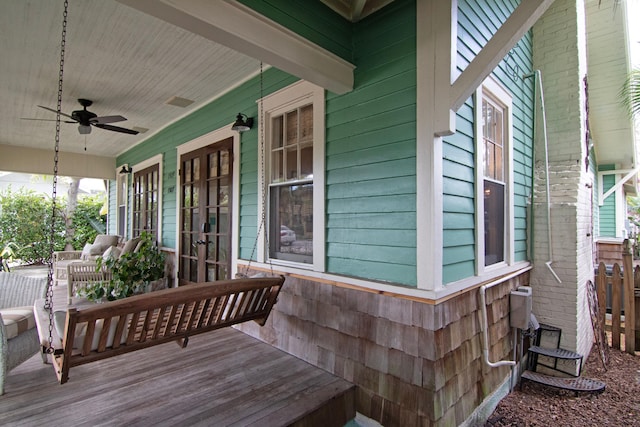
[1, 274, 355, 426]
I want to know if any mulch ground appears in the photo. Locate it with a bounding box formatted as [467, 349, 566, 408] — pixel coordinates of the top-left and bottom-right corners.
[485, 346, 640, 426]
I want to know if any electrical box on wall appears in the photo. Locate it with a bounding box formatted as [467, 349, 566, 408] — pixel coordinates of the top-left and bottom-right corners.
[509, 286, 532, 329]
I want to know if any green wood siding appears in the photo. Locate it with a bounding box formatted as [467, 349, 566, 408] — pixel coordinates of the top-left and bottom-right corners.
[238, 0, 352, 62]
[442, 0, 534, 284]
[599, 169, 616, 237]
[111, 0, 535, 289]
[325, 0, 417, 285]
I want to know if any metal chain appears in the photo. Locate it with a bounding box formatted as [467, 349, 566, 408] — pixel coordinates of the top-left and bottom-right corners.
[244, 62, 273, 276]
[44, 0, 68, 354]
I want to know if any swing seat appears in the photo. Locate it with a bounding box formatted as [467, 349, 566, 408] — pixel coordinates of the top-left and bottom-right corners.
[38, 275, 285, 384]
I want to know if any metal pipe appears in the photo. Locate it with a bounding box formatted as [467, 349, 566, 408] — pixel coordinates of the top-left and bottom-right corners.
[479, 283, 516, 368]
[524, 70, 562, 283]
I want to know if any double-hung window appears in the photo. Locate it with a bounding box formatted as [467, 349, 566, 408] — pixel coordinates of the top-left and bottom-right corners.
[475, 77, 513, 270]
[260, 81, 324, 270]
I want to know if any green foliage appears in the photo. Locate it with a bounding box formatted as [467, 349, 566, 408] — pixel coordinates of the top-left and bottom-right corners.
[622, 69, 640, 118]
[71, 194, 107, 249]
[86, 232, 166, 302]
[0, 188, 106, 264]
[0, 188, 64, 264]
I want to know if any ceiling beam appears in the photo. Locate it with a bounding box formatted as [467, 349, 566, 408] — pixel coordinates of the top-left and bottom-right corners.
[117, 0, 355, 94]
[0, 145, 116, 179]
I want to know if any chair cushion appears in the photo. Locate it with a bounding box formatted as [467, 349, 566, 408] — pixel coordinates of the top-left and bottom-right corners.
[54, 310, 130, 350]
[80, 243, 94, 260]
[92, 235, 120, 254]
[102, 245, 121, 260]
[120, 237, 141, 256]
[1, 306, 37, 339]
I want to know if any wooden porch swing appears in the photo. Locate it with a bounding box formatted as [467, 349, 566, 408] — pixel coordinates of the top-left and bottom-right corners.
[38, 1, 283, 384]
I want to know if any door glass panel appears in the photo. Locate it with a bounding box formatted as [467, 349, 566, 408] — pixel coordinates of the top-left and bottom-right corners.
[218, 207, 228, 233]
[209, 153, 218, 178]
[192, 209, 199, 233]
[207, 237, 217, 260]
[190, 259, 198, 282]
[220, 151, 229, 176]
[193, 158, 200, 183]
[218, 236, 228, 265]
[218, 264, 228, 282]
[184, 160, 192, 183]
[207, 264, 216, 282]
[219, 181, 229, 206]
[208, 180, 217, 206]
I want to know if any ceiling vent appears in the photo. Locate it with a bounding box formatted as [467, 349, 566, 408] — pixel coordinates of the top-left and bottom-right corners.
[165, 96, 194, 108]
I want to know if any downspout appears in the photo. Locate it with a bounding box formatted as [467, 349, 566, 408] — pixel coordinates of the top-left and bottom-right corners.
[524, 70, 562, 283]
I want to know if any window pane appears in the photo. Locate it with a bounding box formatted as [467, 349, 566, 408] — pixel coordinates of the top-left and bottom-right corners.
[300, 144, 313, 178]
[269, 183, 313, 263]
[272, 116, 283, 149]
[286, 110, 298, 145]
[300, 105, 313, 140]
[272, 149, 284, 182]
[286, 145, 297, 180]
[484, 180, 505, 266]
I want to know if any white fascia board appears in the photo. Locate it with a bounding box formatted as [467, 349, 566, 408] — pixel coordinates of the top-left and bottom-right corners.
[117, 0, 354, 94]
[0, 144, 115, 179]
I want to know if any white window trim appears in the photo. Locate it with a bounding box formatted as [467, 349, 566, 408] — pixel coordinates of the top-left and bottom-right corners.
[176, 127, 241, 277]
[474, 77, 514, 276]
[131, 154, 163, 244]
[257, 80, 325, 272]
[115, 165, 129, 238]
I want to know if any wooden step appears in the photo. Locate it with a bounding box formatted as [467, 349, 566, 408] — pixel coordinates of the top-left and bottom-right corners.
[521, 370, 605, 393]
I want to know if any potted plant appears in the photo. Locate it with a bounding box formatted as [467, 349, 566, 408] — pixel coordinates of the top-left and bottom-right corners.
[80, 232, 166, 302]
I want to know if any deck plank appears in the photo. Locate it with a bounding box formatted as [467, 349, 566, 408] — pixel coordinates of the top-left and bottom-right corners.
[1, 326, 355, 427]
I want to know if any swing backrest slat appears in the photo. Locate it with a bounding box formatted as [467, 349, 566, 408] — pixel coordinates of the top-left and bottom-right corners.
[51, 275, 285, 384]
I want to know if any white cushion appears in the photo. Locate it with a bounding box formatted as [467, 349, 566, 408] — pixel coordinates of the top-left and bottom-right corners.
[1, 306, 37, 339]
[102, 245, 121, 260]
[80, 243, 94, 260]
[120, 237, 141, 256]
[54, 310, 130, 350]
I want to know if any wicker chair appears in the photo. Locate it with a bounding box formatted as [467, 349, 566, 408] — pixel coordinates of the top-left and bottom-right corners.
[0, 272, 48, 395]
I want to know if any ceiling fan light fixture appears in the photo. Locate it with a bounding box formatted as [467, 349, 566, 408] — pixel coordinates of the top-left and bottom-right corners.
[231, 113, 253, 133]
[78, 124, 91, 134]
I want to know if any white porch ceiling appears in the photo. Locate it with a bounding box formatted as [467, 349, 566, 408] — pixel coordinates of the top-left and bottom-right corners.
[0, 0, 260, 164]
[0, 0, 379, 176]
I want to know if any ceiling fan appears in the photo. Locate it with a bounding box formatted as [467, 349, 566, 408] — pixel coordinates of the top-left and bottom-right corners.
[34, 98, 139, 135]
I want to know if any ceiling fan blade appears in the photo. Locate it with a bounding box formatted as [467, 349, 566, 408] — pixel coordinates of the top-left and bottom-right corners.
[37, 105, 77, 121]
[93, 123, 139, 135]
[92, 115, 127, 125]
[21, 117, 76, 123]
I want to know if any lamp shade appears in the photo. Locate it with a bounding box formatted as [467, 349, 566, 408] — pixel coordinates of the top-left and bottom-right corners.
[231, 113, 253, 132]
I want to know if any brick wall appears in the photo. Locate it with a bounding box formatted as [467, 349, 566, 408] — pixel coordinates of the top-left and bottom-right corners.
[236, 271, 529, 426]
[529, 0, 594, 358]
